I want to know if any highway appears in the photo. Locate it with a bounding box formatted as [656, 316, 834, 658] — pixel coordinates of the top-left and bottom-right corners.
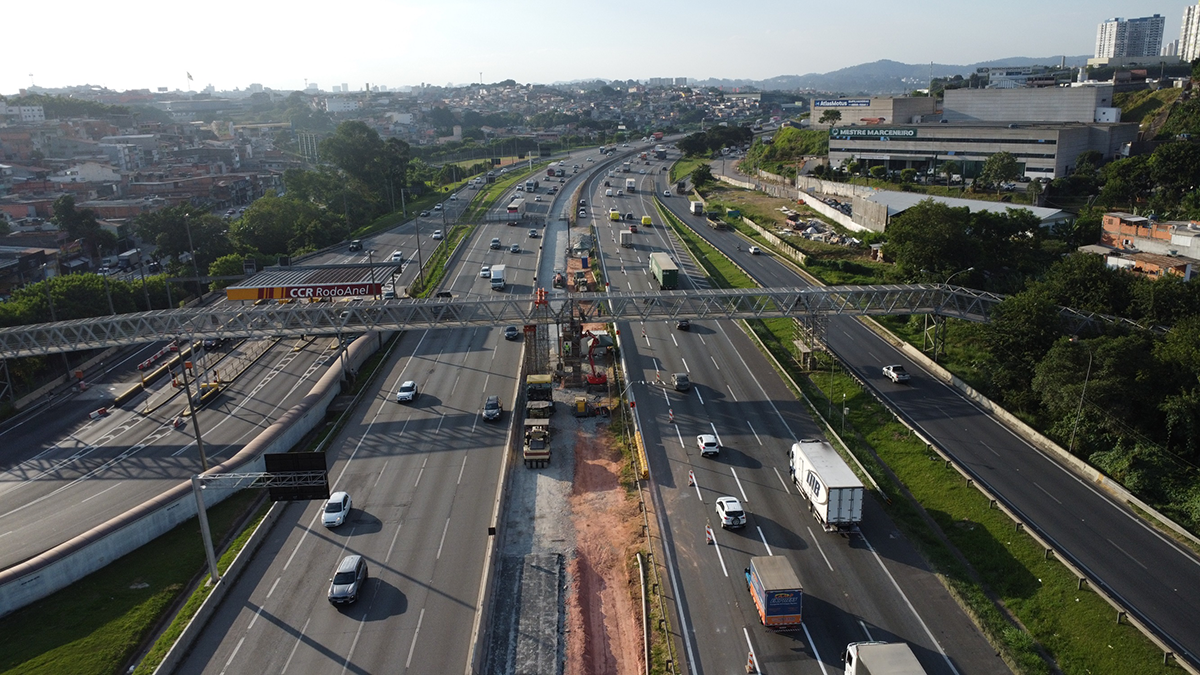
[673, 162, 1200, 668]
[588, 153, 1006, 674]
[172, 158, 599, 673]
[0, 201, 455, 572]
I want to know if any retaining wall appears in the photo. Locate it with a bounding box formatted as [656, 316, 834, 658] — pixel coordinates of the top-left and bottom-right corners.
[0, 332, 381, 618]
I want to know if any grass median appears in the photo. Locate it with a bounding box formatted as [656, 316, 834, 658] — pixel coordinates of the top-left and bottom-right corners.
[0, 489, 267, 675]
[657, 200, 1179, 674]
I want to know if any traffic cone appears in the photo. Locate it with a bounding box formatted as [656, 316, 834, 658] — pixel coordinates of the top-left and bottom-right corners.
[745, 651, 758, 673]
[688, 470, 695, 487]
[706, 526, 714, 545]
[669, 409, 674, 423]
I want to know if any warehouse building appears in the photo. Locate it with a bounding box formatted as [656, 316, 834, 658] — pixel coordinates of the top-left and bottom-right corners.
[810, 97, 938, 129]
[826, 86, 1137, 180]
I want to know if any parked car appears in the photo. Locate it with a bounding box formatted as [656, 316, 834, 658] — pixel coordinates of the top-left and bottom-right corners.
[482, 395, 503, 421]
[328, 554, 368, 604]
[696, 434, 720, 457]
[882, 364, 911, 383]
[322, 491, 352, 528]
[396, 380, 419, 403]
[715, 496, 746, 528]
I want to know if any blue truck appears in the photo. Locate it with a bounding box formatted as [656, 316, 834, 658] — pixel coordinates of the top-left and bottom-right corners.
[745, 556, 803, 629]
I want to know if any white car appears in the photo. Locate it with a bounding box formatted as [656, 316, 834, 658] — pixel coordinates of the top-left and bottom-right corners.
[449, 194, 457, 200]
[882, 364, 911, 383]
[534, 195, 542, 202]
[480, 265, 491, 278]
[432, 229, 443, 240]
[748, 246, 761, 255]
[715, 496, 746, 529]
[322, 491, 352, 528]
[396, 380, 419, 403]
[663, 190, 671, 197]
[434, 203, 443, 211]
[697, 434, 719, 457]
[390, 251, 404, 262]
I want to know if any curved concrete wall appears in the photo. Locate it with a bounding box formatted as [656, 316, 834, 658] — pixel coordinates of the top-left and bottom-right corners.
[0, 332, 382, 618]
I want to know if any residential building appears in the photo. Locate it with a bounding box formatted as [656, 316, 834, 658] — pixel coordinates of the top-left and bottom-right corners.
[325, 97, 360, 113]
[1183, 3, 1200, 61]
[1, 105, 46, 123]
[1095, 15, 1165, 58]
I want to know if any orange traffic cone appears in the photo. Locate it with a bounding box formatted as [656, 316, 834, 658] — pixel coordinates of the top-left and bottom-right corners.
[688, 470, 696, 487]
[745, 651, 758, 673]
[706, 526, 714, 545]
[669, 409, 675, 423]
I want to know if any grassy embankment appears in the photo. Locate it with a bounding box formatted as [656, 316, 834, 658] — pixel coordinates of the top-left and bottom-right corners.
[654, 198, 1182, 675]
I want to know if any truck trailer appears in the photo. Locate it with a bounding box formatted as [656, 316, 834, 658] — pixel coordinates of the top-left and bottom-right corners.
[648, 252, 679, 290]
[844, 642, 927, 675]
[625, 178, 636, 192]
[789, 439, 864, 531]
[744, 556, 803, 628]
[619, 230, 633, 248]
[490, 264, 507, 291]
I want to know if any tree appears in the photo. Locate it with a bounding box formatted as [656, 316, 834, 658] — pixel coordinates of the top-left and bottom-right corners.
[231, 197, 345, 256]
[51, 195, 116, 259]
[899, 168, 917, 184]
[677, 132, 709, 157]
[869, 165, 887, 179]
[881, 200, 975, 278]
[817, 109, 842, 126]
[982, 289, 1063, 412]
[690, 163, 714, 187]
[319, 121, 386, 188]
[133, 206, 232, 274]
[977, 151, 1021, 191]
[940, 160, 960, 185]
[1148, 142, 1200, 207]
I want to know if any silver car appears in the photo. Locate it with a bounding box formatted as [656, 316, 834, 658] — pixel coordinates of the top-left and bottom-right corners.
[328, 554, 368, 604]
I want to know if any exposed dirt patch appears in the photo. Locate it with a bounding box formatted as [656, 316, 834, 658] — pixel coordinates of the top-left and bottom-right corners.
[565, 424, 644, 675]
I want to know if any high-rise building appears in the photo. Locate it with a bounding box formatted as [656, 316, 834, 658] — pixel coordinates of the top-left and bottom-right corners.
[1095, 14, 1165, 58]
[1163, 39, 1179, 57]
[1182, 3, 1200, 61]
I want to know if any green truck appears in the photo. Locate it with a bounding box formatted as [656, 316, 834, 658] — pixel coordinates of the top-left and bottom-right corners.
[649, 252, 679, 290]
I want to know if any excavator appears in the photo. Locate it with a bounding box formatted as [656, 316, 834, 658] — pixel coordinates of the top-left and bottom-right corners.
[583, 331, 607, 386]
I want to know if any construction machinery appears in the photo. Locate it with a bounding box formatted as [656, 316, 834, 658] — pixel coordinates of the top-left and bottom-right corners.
[584, 332, 607, 386]
[523, 418, 551, 468]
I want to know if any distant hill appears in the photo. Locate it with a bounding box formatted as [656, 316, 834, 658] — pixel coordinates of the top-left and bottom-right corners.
[691, 56, 1091, 94]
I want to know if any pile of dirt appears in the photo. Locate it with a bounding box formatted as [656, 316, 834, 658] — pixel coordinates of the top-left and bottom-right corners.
[564, 424, 644, 675]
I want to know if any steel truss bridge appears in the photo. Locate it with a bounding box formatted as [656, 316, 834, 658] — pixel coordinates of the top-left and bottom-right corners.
[0, 283, 1139, 360]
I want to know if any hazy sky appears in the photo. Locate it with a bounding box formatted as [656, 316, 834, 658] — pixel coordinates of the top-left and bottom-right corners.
[3, 0, 1194, 95]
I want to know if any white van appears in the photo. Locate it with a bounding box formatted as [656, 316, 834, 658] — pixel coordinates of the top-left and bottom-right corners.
[606, 189, 613, 197]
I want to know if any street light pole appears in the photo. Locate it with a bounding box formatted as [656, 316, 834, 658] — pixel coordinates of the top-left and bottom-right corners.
[1068, 338, 1094, 455]
[184, 216, 202, 302]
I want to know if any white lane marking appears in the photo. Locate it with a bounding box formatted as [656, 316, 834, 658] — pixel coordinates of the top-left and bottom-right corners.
[1107, 538, 1149, 570]
[266, 576, 281, 599]
[1032, 481, 1062, 505]
[373, 460, 390, 488]
[710, 355, 720, 371]
[712, 529, 729, 577]
[858, 619, 875, 641]
[860, 533, 961, 674]
[681, 358, 689, 372]
[695, 388, 705, 405]
[692, 470, 704, 503]
[979, 440, 1001, 457]
[405, 608, 426, 669]
[414, 457, 428, 488]
[726, 384, 739, 402]
[730, 467, 749, 502]
[671, 333, 679, 347]
[80, 483, 120, 503]
[807, 526, 835, 572]
[710, 423, 722, 447]
[742, 628, 761, 675]
[801, 622, 830, 675]
[436, 517, 451, 559]
[247, 604, 263, 630]
[757, 526, 773, 556]
[457, 455, 468, 485]
[279, 617, 309, 674]
[219, 637, 246, 675]
[774, 467, 791, 494]
[747, 421, 762, 445]
[385, 521, 404, 563]
[436, 411, 446, 435]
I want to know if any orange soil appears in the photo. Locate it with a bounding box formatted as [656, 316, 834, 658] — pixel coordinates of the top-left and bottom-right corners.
[565, 426, 644, 675]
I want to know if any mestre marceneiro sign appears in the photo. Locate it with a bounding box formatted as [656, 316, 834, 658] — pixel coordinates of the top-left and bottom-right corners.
[829, 127, 918, 139]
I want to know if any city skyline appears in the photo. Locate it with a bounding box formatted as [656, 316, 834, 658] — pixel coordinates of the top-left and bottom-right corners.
[3, 0, 1197, 96]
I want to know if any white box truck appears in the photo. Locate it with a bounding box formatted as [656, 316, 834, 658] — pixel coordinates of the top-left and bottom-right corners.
[789, 439, 863, 532]
[625, 178, 636, 192]
[490, 264, 507, 290]
[620, 230, 633, 247]
[689, 201, 704, 216]
[844, 642, 926, 675]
